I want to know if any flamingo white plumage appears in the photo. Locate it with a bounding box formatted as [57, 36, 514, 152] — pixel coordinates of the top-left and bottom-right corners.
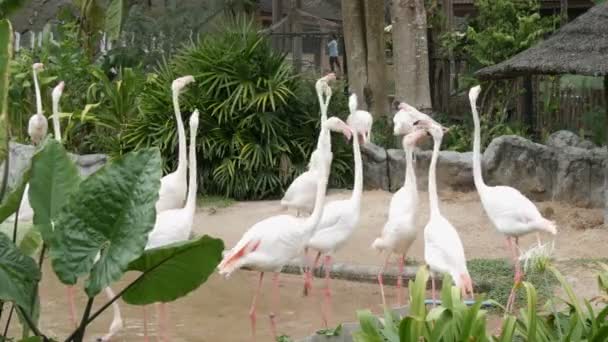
[420, 121, 473, 303]
[372, 129, 426, 308]
[27, 63, 47, 145]
[347, 94, 372, 144]
[156, 75, 194, 213]
[301, 122, 363, 327]
[218, 119, 343, 340]
[393, 101, 447, 136]
[468, 85, 556, 312]
[141, 109, 200, 342]
[51, 81, 64, 142]
[281, 74, 336, 216]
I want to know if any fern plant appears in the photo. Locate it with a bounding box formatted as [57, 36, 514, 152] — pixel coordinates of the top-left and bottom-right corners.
[125, 16, 352, 199]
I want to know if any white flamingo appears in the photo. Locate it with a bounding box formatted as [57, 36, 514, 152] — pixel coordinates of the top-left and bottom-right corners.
[51, 81, 64, 142]
[393, 101, 447, 136]
[156, 75, 194, 213]
[347, 94, 372, 144]
[302, 121, 364, 327]
[141, 109, 200, 342]
[8, 73, 61, 224]
[281, 73, 336, 216]
[372, 129, 426, 308]
[218, 119, 344, 340]
[420, 121, 473, 303]
[27, 63, 47, 145]
[468, 85, 556, 312]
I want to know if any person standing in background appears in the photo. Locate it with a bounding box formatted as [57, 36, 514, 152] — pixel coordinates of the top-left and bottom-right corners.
[327, 34, 341, 75]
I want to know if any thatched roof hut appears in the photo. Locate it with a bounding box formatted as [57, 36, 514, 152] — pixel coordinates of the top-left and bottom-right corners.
[476, 2, 608, 226]
[476, 2, 608, 79]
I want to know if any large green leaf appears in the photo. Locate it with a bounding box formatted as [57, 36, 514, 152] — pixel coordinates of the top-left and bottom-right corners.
[0, 232, 40, 317]
[0, 167, 29, 223]
[104, 0, 123, 41]
[122, 235, 224, 305]
[50, 148, 161, 297]
[0, 19, 12, 198]
[29, 140, 80, 241]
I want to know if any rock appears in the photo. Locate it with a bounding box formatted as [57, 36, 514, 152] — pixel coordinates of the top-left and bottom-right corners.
[361, 142, 388, 190]
[2, 142, 108, 188]
[387, 148, 474, 192]
[546, 130, 596, 150]
[483, 136, 557, 201]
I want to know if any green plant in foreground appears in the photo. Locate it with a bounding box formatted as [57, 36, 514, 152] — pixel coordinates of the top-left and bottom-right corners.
[352, 264, 608, 341]
[0, 139, 224, 342]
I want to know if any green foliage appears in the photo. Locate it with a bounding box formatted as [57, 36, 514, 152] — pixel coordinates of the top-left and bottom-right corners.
[49, 148, 161, 297]
[0, 167, 28, 223]
[104, 0, 124, 41]
[122, 235, 224, 305]
[0, 233, 40, 321]
[440, 111, 529, 152]
[28, 140, 80, 241]
[0, 19, 11, 169]
[0, 0, 28, 18]
[127, 16, 350, 199]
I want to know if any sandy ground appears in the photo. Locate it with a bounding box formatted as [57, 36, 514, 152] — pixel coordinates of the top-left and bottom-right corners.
[4, 189, 607, 341]
[199, 189, 608, 265]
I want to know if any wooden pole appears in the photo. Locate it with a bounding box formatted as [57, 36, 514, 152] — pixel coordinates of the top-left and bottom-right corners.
[523, 76, 535, 136]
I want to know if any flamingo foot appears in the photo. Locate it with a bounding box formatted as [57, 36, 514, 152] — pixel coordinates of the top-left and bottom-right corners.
[269, 313, 278, 340]
[377, 272, 387, 309]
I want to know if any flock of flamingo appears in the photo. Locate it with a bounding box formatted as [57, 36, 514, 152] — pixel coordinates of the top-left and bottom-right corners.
[11, 64, 557, 342]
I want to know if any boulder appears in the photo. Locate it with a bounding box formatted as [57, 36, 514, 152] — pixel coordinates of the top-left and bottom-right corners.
[361, 142, 388, 190]
[2, 142, 107, 188]
[546, 130, 596, 150]
[387, 148, 474, 192]
[483, 136, 557, 201]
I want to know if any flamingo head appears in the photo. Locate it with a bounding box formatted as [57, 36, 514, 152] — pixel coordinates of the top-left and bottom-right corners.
[415, 119, 446, 139]
[325, 116, 351, 141]
[324, 72, 336, 82]
[171, 75, 195, 94]
[469, 85, 482, 104]
[52, 81, 65, 101]
[32, 63, 43, 72]
[190, 109, 200, 130]
[402, 128, 428, 148]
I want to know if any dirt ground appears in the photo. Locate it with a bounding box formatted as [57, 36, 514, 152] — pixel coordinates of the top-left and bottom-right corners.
[6, 189, 608, 341]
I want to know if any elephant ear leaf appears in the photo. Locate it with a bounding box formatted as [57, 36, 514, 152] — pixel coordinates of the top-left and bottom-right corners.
[122, 235, 224, 305]
[0, 167, 29, 223]
[50, 148, 161, 298]
[28, 139, 80, 242]
[0, 19, 12, 170]
[0, 232, 40, 317]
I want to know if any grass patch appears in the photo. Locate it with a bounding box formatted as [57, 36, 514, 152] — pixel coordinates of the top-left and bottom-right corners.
[197, 195, 235, 209]
[468, 258, 556, 310]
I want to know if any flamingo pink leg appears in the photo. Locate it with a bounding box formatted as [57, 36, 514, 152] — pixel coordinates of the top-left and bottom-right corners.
[142, 306, 149, 342]
[269, 272, 280, 340]
[66, 286, 77, 328]
[156, 302, 169, 342]
[321, 255, 333, 328]
[249, 272, 264, 340]
[304, 251, 322, 296]
[506, 237, 522, 312]
[377, 254, 391, 308]
[397, 254, 405, 306]
[302, 248, 310, 296]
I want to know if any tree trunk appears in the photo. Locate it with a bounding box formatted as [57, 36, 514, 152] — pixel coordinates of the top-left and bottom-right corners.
[272, 0, 283, 49]
[341, 0, 368, 109]
[363, 0, 389, 116]
[561, 0, 568, 25]
[292, 0, 303, 72]
[392, 0, 432, 110]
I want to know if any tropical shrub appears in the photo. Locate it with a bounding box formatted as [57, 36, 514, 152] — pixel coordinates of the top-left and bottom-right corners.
[0, 139, 224, 342]
[126, 16, 353, 199]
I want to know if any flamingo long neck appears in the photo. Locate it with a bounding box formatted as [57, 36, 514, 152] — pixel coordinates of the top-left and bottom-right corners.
[303, 166, 329, 238]
[428, 134, 442, 215]
[472, 97, 487, 190]
[173, 91, 187, 175]
[52, 97, 61, 142]
[350, 131, 362, 208]
[404, 146, 416, 189]
[185, 123, 198, 212]
[33, 68, 42, 114]
[316, 92, 331, 151]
